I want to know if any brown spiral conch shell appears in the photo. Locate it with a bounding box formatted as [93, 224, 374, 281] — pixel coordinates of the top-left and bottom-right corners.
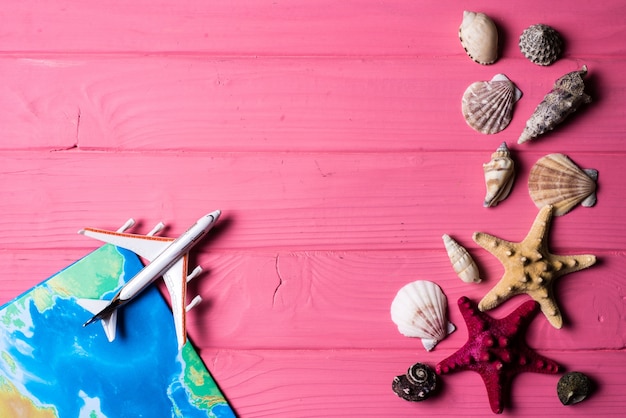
[519, 24, 563, 66]
[518, 65, 591, 144]
[482, 142, 515, 207]
[442, 234, 481, 283]
[392, 362, 438, 402]
[528, 153, 598, 216]
[462, 74, 522, 134]
[459, 11, 498, 65]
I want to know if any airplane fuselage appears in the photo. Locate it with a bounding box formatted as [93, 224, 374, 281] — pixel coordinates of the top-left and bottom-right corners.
[116, 211, 220, 303]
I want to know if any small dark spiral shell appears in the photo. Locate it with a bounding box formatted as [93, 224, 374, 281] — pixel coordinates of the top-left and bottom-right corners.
[392, 363, 437, 402]
[557, 371, 592, 405]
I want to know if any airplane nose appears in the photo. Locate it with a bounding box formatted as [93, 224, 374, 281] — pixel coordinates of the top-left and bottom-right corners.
[208, 210, 221, 222]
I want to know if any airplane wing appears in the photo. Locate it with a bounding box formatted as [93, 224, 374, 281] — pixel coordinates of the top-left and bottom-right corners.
[79, 228, 174, 262]
[162, 256, 189, 350]
[80, 223, 196, 350]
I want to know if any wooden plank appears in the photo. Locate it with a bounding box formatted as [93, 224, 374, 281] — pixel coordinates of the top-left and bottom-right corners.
[0, 151, 626, 252]
[162, 250, 626, 352]
[0, 56, 619, 152]
[0, 151, 621, 251]
[188, 252, 623, 352]
[1, 249, 623, 351]
[0, 1, 624, 57]
[204, 348, 626, 417]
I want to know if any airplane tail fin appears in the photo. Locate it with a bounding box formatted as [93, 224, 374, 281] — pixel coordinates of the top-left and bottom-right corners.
[76, 299, 118, 342]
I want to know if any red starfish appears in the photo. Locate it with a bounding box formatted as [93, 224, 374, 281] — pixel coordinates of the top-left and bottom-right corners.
[436, 297, 559, 414]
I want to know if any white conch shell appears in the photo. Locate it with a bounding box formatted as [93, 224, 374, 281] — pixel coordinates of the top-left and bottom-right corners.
[390, 280, 456, 351]
[519, 65, 591, 144]
[442, 234, 481, 283]
[459, 10, 498, 65]
[528, 153, 598, 216]
[482, 142, 515, 207]
[462, 74, 522, 134]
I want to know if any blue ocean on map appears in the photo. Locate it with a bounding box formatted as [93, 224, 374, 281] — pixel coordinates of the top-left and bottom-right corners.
[0, 246, 235, 418]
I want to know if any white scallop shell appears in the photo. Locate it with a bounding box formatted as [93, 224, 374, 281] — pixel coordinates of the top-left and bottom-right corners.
[390, 280, 456, 351]
[482, 142, 515, 207]
[442, 234, 481, 283]
[462, 74, 522, 134]
[528, 153, 598, 216]
[459, 11, 498, 65]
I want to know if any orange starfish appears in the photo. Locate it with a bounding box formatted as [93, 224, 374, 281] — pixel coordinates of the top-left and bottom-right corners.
[473, 205, 596, 328]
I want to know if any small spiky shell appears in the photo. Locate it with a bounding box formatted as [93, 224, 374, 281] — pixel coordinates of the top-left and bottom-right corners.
[528, 153, 597, 216]
[482, 142, 515, 207]
[392, 362, 438, 402]
[459, 11, 498, 65]
[390, 280, 456, 351]
[442, 234, 481, 283]
[519, 65, 591, 144]
[462, 74, 522, 134]
[519, 24, 563, 66]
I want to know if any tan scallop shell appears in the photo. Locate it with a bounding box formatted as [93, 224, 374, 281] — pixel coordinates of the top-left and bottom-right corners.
[462, 74, 522, 134]
[482, 142, 515, 207]
[442, 234, 481, 283]
[390, 280, 456, 351]
[528, 153, 598, 216]
[459, 11, 498, 65]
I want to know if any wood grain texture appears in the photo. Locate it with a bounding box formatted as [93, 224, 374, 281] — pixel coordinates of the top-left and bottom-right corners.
[203, 349, 626, 417]
[0, 56, 621, 152]
[0, 0, 624, 416]
[1, 250, 623, 352]
[0, 151, 622, 251]
[0, 1, 624, 57]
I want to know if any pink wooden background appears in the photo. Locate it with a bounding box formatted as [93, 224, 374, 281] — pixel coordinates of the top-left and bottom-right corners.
[1, 1, 625, 416]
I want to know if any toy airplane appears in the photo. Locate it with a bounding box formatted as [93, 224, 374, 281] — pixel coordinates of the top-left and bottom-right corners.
[77, 210, 221, 350]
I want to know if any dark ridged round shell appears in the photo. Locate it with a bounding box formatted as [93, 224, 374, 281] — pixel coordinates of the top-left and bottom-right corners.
[557, 372, 591, 405]
[519, 24, 563, 66]
[392, 363, 437, 402]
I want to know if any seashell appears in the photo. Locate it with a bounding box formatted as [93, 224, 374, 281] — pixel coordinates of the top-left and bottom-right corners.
[482, 142, 516, 207]
[459, 11, 498, 65]
[519, 24, 563, 66]
[528, 153, 598, 216]
[390, 280, 456, 351]
[557, 372, 592, 405]
[519, 65, 591, 144]
[462, 74, 522, 134]
[442, 234, 481, 283]
[392, 362, 438, 402]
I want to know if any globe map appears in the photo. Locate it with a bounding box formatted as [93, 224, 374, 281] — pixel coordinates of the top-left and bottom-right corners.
[0, 245, 235, 417]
